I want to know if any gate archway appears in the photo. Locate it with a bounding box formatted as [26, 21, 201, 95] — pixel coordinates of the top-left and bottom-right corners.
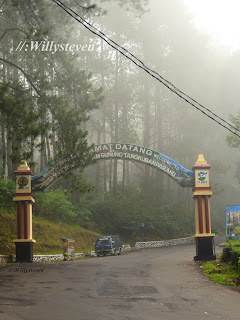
[15, 143, 216, 261]
[92, 143, 216, 261]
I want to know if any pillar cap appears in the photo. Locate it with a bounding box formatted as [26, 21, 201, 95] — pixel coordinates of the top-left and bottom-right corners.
[18, 160, 30, 171]
[13, 239, 36, 243]
[196, 154, 207, 164]
[194, 234, 215, 238]
[14, 160, 34, 176]
[193, 154, 211, 170]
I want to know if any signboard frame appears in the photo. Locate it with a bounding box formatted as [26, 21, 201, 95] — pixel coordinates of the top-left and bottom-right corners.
[226, 205, 240, 238]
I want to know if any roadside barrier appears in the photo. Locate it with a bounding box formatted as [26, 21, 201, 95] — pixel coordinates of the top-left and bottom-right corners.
[135, 237, 195, 249]
[0, 237, 194, 264]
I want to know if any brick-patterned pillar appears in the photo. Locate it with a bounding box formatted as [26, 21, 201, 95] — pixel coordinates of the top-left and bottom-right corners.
[13, 161, 36, 263]
[192, 154, 216, 261]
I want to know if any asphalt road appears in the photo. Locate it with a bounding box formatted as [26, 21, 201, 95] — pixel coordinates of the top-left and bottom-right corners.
[0, 240, 239, 320]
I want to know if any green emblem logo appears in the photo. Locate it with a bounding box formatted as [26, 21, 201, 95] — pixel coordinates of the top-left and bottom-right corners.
[17, 176, 28, 189]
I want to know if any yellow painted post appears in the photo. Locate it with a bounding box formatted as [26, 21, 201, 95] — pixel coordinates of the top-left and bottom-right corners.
[192, 155, 216, 261]
[13, 161, 36, 262]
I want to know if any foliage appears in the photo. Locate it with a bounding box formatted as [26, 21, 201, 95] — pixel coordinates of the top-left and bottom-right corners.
[101, 0, 148, 15]
[226, 114, 240, 149]
[202, 240, 240, 289]
[0, 209, 99, 255]
[0, 0, 235, 242]
[34, 190, 92, 224]
[0, 0, 104, 191]
[202, 261, 240, 287]
[220, 241, 240, 268]
[0, 173, 15, 209]
[0, 83, 48, 170]
[226, 114, 240, 183]
[78, 187, 194, 243]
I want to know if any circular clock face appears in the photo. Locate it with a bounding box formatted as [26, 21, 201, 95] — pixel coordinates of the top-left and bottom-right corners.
[17, 176, 29, 189]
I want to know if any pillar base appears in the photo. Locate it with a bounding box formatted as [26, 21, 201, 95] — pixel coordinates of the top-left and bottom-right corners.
[14, 240, 35, 263]
[194, 236, 216, 261]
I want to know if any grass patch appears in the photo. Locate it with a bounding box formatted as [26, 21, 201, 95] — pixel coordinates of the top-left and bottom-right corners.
[221, 240, 240, 246]
[202, 261, 240, 288]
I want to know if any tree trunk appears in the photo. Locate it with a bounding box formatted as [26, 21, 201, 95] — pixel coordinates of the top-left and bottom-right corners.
[1, 121, 6, 176]
[113, 50, 119, 195]
[95, 126, 101, 193]
[143, 81, 151, 202]
[6, 127, 12, 179]
[40, 134, 47, 171]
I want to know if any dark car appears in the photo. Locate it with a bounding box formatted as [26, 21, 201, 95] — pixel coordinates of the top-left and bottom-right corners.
[94, 235, 122, 257]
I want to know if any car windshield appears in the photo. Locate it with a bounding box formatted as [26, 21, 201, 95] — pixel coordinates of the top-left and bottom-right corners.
[96, 238, 111, 243]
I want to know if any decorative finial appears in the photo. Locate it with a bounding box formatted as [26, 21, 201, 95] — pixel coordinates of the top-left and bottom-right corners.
[17, 160, 30, 171]
[195, 154, 207, 165]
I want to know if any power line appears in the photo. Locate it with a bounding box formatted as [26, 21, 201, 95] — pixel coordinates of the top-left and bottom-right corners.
[51, 0, 240, 138]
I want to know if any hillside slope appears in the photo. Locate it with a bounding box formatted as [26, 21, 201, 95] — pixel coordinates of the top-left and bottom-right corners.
[0, 209, 99, 255]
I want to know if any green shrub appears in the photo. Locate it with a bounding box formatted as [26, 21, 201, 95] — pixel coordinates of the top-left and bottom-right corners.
[220, 243, 240, 268]
[231, 250, 240, 267]
[221, 246, 232, 263]
[34, 190, 77, 223]
[78, 189, 194, 241]
[0, 174, 15, 209]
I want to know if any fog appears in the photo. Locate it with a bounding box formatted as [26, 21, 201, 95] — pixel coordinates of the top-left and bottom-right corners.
[83, 0, 240, 229]
[1, 0, 240, 233]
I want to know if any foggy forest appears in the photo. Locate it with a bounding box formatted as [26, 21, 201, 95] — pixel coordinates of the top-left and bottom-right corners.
[1, 0, 240, 242]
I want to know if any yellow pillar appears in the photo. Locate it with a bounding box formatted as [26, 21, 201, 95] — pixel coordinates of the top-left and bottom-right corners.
[13, 161, 36, 262]
[192, 155, 216, 261]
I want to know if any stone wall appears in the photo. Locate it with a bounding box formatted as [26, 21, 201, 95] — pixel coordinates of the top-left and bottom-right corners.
[135, 237, 195, 249]
[33, 254, 64, 262]
[122, 244, 131, 251]
[33, 253, 85, 262]
[0, 255, 11, 264]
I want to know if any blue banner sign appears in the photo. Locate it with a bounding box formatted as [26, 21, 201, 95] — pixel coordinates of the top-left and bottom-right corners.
[31, 158, 72, 191]
[93, 143, 194, 187]
[31, 143, 195, 191]
[31, 164, 56, 191]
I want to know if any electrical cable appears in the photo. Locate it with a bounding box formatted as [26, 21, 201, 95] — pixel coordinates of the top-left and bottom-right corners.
[51, 0, 240, 138]
[52, 0, 236, 133]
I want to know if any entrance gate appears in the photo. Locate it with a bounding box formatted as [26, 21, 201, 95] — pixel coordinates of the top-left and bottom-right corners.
[14, 143, 216, 261]
[92, 143, 216, 261]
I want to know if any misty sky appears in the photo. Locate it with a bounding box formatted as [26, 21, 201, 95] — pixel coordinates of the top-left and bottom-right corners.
[184, 0, 240, 52]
